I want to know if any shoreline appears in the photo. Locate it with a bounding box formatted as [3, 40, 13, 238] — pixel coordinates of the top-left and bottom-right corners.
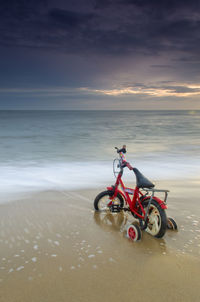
[1, 181, 200, 301]
[0, 176, 199, 203]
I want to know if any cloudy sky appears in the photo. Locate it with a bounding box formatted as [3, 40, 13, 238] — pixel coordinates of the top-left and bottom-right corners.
[0, 0, 200, 109]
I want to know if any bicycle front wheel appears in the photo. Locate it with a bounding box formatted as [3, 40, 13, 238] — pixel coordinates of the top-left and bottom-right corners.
[113, 158, 121, 178]
[94, 190, 124, 211]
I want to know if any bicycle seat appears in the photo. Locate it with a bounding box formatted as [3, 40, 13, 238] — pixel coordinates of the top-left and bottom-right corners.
[133, 168, 155, 189]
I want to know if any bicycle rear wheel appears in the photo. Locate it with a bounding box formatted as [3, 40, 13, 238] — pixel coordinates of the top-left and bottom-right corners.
[144, 199, 167, 238]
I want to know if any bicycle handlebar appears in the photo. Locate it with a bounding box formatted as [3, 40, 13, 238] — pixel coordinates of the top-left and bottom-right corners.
[115, 146, 126, 154]
[114, 146, 133, 170]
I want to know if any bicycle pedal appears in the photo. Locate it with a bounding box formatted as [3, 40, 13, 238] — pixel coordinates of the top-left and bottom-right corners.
[110, 204, 121, 213]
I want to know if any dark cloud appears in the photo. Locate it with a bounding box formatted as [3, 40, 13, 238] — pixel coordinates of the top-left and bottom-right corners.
[48, 8, 93, 28]
[1, 0, 200, 110]
[0, 0, 47, 21]
[163, 85, 200, 94]
[0, 0, 199, 56]
[151, 65, 174, 69]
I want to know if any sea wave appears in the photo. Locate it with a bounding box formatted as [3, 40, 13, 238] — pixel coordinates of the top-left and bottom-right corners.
[0, 157, 199, 202]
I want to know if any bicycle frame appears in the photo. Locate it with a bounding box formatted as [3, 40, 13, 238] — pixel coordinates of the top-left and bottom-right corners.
[107, 169, 168, 221]
[107, 171, 146, 219]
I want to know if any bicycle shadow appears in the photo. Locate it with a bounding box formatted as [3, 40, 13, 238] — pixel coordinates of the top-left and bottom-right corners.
[93, 210, 168, 254]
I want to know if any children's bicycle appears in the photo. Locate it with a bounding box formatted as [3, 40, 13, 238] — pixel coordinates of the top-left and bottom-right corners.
[94, 146, 177, 241]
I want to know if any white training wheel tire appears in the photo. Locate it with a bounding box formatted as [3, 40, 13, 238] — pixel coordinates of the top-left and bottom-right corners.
[127, 223, 142, 241]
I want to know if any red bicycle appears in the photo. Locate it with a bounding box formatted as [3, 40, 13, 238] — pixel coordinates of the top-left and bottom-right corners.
[94, 146, 177, 241]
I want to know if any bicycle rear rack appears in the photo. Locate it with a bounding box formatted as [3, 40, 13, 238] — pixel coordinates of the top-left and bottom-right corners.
[143, 188, 169, 203]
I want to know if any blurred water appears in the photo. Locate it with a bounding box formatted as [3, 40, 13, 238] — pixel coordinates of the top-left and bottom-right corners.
[0, 110, 200, 197]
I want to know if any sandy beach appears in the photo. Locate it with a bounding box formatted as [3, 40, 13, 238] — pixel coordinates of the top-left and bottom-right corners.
[0, 179, 200, 302]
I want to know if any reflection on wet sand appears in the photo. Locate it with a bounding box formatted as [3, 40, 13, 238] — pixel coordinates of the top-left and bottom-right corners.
[94, 211, 127, 232]
[93, 211, 167, 255]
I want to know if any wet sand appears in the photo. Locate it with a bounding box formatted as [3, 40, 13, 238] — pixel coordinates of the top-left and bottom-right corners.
[1, 179, 200, 302]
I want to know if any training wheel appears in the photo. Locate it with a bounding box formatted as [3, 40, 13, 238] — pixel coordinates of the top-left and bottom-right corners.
[167, 217, 178, 230]
[127, 223, 142, 241]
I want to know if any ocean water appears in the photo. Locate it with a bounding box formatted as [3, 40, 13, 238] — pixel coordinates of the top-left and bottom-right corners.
[0, 110, 200, 200]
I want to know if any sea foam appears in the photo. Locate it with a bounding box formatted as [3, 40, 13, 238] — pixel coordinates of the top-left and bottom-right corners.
[0, 156, 199, 203]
